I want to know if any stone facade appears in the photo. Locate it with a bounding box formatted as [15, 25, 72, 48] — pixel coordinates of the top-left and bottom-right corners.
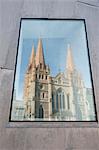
[23, 39, 95, 121]
[23, 39, 52, 120]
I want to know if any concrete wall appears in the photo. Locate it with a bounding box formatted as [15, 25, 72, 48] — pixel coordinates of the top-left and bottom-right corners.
[0, 0, 99, 149]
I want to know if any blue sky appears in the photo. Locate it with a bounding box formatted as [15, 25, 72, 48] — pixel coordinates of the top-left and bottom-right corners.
[15, 19, 92, 100]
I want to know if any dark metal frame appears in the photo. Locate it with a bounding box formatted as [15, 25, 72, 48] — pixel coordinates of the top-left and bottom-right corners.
[9, 18, 98, 123]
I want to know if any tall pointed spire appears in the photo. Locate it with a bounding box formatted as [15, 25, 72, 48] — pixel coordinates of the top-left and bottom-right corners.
[66, 44, 75, 72]
[35, 39, 45, 67]
[28, 45, 35, 68]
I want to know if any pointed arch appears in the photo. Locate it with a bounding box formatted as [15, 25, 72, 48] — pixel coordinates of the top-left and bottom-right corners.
[39, 105, 44, 118]
[52, 87, 57, 113]
[52, 93, 55, 113]
[56, 88, 66, 111]
[67, 94, 70, 110]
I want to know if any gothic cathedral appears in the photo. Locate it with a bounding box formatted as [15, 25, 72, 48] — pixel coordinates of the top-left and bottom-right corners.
[23, 39, 95, 121]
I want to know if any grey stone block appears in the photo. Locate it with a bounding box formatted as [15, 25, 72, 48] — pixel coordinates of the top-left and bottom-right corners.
[0, 69, 14, 128]
[0, 1, 99, 150]
[75, 0, 99, 121]
[0, 0, 23, 69]
[64, 128, 99, 150]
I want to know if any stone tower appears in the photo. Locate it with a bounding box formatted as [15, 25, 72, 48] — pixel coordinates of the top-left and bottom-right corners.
[66, 45, 89, 120]
[23, 45, 36, 119]
[34, 39, 52, 119]
[24, 39, 52, 120]
[65, 45, 76, 119]
[23, 40, 92, 121]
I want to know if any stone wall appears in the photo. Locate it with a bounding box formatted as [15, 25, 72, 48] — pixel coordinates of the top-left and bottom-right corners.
[0, 0, 99, 149]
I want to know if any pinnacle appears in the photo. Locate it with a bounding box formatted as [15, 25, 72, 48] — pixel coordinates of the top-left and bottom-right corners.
[35, 39, 45, 67]
[66, 44, 75, 72]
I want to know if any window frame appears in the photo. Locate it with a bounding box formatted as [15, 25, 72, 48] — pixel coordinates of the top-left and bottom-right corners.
[8, 18, 98, 128]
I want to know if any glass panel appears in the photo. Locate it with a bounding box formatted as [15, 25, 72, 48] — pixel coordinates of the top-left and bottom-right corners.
[10, 19, 97, 121]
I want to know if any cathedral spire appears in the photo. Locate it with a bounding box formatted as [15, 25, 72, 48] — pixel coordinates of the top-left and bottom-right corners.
[35, 39, 45, 67]
[28, 45, 35, 68]
[66, 44, 75, 72]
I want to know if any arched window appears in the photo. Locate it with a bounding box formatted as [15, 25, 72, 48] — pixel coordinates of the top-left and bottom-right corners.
[60, 94, 62, 109]
[43, 93, 44, 98]
[40, 63, 42, 69]
[36, 74, 37, 79]
[63, 94, 65, 109]
[67, 94, 70, 109]
[56, 94, 58, 111]
[39, 105, 44, 118]
[56, 88, 65, 111]
[52, 93, 54, 113]
[39, 74, 41, 79]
